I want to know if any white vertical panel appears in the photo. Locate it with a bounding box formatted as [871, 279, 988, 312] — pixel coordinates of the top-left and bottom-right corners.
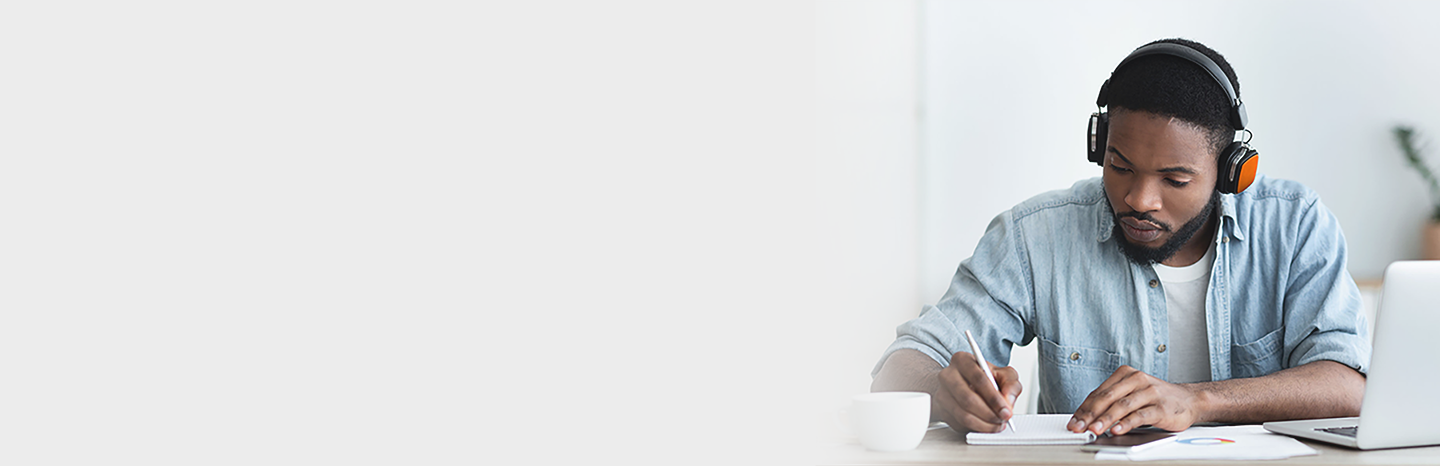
[815, 0, 922, 419]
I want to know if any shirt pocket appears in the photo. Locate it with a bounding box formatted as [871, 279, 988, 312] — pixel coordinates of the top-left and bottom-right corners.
[1231, 327, 1283, 378]
[1036, 337, 1126, 414]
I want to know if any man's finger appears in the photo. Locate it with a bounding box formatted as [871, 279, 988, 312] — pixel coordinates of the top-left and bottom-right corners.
[1090, 383, 1160, 436]
[952, 375, 1006, 424]
[939, 362, 1005, 424]
[941, 385, 1004, 434]
[952, 353, 1012, 420]
[994, 365, 1023, 408]
[1070, 366, 1141, 433]
[954, 407, 1005, 434]
[936, 379, 1002, 433]
[1111, 404, 1163, 436]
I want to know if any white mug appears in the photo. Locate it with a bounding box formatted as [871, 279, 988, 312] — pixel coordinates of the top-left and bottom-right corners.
[851, 392, 931, 451]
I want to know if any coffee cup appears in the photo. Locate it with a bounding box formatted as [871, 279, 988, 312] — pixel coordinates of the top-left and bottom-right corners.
[850, 392, 930, 451]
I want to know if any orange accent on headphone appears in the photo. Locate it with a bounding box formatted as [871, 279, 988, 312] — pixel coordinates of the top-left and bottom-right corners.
[1235, 154, 1259, 194]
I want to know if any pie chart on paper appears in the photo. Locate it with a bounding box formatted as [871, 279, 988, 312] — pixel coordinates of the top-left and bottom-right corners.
[1177, 437, 1237, 446]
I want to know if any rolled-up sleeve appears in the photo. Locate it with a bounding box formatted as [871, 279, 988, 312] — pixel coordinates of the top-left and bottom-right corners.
[1281, 196, 1372, 374]
[871, 211, 1033, 377]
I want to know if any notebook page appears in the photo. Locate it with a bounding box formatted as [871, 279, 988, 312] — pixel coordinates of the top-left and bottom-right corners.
[965, 414, 1097, 445]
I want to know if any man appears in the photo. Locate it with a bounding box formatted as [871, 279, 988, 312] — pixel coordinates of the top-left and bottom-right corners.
[870, 38, 1371, 437]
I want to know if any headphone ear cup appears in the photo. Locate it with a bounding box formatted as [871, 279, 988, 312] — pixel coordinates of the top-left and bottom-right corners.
[1233, 148, 1259, 193]
[1217, 143, 1259, 194]
[1087, 113, 1108, 166]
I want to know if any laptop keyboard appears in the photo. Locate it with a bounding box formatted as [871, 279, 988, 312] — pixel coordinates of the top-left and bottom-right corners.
[1316, 426, 1358, 437]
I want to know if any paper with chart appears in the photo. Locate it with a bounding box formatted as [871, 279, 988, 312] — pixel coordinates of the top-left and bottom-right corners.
[1093, 425, 1317, 461]
[965, 414, 1097, 445]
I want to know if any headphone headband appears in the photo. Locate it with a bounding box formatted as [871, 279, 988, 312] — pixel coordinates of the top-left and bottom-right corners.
[1096, 42, 1248, 130]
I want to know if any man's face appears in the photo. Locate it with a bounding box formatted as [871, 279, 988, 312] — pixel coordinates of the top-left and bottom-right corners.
[1102, 109, 1219, 264]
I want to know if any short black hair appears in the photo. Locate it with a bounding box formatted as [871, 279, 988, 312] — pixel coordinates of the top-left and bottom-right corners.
[1106, 38, 1239, 159]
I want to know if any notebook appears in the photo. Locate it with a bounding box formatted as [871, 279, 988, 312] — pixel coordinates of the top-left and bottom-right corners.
[966, 414, 1097, 445]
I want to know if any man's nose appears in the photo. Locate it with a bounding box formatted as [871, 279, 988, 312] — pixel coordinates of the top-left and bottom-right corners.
[1124, 178, 1163, 213]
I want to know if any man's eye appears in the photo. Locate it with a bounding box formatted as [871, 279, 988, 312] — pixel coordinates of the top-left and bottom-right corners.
[1166, 179, 1190, 187]
[1110, 165, 1132, 174]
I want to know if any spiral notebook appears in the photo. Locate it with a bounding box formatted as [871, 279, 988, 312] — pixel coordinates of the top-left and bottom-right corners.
[965, 414, 1097, 445]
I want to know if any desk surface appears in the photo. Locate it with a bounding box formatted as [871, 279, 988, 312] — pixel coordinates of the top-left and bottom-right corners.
[819, 426, 1440, 465]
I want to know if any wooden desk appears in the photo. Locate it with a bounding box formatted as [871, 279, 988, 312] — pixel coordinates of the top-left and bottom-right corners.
[820, 426, 1440, 465]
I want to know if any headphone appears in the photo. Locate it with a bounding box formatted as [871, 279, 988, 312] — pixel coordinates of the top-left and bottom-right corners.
[1087, 42, 1259, 194]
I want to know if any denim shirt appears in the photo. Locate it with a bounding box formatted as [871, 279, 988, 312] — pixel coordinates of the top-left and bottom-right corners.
[875, 175, 1372, 415]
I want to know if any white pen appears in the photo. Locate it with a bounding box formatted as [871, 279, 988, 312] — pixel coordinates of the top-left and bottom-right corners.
[964, 330, 1017, 433]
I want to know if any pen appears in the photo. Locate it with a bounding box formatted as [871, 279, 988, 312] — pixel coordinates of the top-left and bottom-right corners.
[964, 330, 1017, 433]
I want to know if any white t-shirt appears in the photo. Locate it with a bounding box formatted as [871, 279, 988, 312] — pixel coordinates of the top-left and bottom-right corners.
[1152, 240, 1216, 384]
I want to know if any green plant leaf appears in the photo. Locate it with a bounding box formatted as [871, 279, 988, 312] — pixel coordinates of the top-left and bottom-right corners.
[1394, 125, 1440, 222]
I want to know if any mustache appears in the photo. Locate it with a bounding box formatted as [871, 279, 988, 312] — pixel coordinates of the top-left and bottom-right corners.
[1116, 211, 1172, 232]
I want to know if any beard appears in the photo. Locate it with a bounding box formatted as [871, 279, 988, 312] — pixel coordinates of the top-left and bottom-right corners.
[1110, 190, 1220, 265]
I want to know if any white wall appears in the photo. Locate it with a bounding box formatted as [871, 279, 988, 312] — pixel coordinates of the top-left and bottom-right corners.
[8, 2, 832, 464]
[815, 0, 922, 418]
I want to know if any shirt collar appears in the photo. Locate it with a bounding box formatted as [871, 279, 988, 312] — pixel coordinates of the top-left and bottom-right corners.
[1219, 191, 1243, 242]
[1096, 201, 1115, 243]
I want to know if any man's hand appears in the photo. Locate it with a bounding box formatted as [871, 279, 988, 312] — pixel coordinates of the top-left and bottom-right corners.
[934, 351, 1023, 433]
[1067, 365, 1204, 436]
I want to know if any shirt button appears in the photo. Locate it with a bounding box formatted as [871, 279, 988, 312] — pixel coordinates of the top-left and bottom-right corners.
[1157, 344, 1167, 353]
[1149, 279, 1159, 288]
[1070, 352, 1081, 361]
[1222, 236, 1230, 243]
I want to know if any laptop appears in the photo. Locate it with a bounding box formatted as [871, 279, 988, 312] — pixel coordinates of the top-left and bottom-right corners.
[1264, 261, 1440, 449]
